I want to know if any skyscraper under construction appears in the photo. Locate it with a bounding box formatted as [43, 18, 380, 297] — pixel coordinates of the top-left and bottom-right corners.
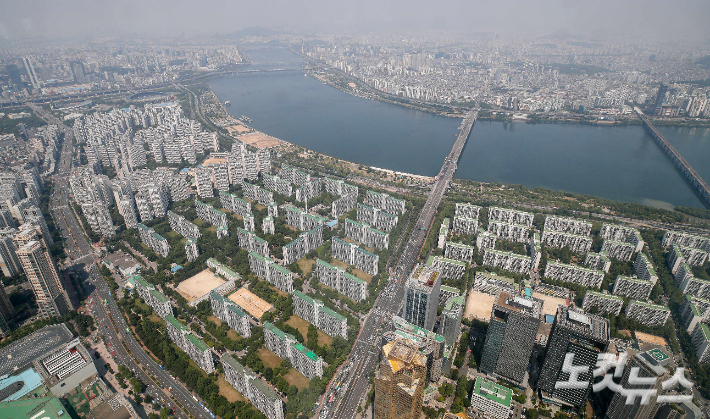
[374, 339, 427, 419]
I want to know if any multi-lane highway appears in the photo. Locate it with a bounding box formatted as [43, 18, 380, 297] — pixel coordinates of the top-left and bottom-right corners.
[322, 111, 477, 419]
[32, 104, 212, 419]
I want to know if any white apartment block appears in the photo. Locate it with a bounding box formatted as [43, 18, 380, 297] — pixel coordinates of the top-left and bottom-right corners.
[295, 179, 323, 203]
[262, 174, 293, 197]
[431, 256, 466, 279]
[248, 252, 293, 293]
[612, 275, 653, 300]
[469, 377, 513, 419]
[331, 193, 357, 218]
[262, 216, 275, 235]
[118, 198, 138, 229]
[530, 233, 542, 271]
[133, 275, 173, 319]
[242, 181, 274, 206]
[324, 177, 358, 197]
[488, 206, 533, 227]
[584, 251, 611, 273]
[680, 295, 710, 333]
[453, 216, 479, 236]
[206, 258, 241, 283]
[167, 210, 202, 239]
[146, 184, 169, 218]
[80, 201, 114, 237]
[679, 275, 710, 300]
[237, 227, 269, 257]
[263, 322, 323, 379]
[344, 218, 389, 250]
[212, 163, 230, 192]
[625, 300, 671, 327]
[283, 226, 324, 265]
[681, 245, 709, 267]
[185, 238, 199, 262]
[314, 259, 367, 302]
[543, 216, 592, 236]
[482, 249, 531, 275]
[357, 203, 398, 233]
[602, 239, 636, 261]
[544, 261, 604, 288]
[541, 230, 592, 254]
[364, 190, 406, 215]
[137, 224, 171, 257]
[195, 200, 229, 229]
[600, 223, 639, 242]
[195, 168, 214, 198]
[668, 244, 686, 275]
[691, 324, 710, 364]
[283, 205, 327, 231]
[222, 355, 284, 419]
[331, 237, 379, 276]
[633, 253, 658, 285]
[219, 191, 252, 217]
[0, 236, 21, 276]
[293, 290, 348, 339]
[455, 203, 481, 219]
[243, 213, 255, 231]
[165, 315, 215, 373]
[662, 230, 710, 251]
[280, 164, 311, 186]
[476, 228, 497, 251]
[210, 291, 251, 337]
[582, 291, 624, 316]
[445, 241, 475, 263]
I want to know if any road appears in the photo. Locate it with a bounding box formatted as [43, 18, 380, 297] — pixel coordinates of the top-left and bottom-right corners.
[321, 111, 477, 419]
[31, 103, 212, 419]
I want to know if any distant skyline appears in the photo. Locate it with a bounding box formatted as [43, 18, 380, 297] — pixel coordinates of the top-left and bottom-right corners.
[1, 0, 710, 42]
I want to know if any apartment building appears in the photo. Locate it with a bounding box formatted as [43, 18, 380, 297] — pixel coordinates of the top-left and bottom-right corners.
[282, 226, 323, 265]
[482, 249, 531, 275]
[662, 230, 710, 251]
[248, 252, 293, 294]
[364, 190, 406, 215]
[691, 323, 710, 364]
[679, 274, 710, 300]
[679, 295, 710, 333]
[263, 322, 323, 378]
[164, 315, 214, 373]
[137, 224, 170, 257]
[444, 241, 475, 263]
[431, 256, 466, 280]
[242, 181, 274, 206]
[331, 193, 357, 219]
[452, 216, 478, 236]
[543, 216, 592, 235]
[222, 354, 284, 419]
[625, 300, 671, 327]
[357, 203, 398, 233]
[331, 237, 379, 276]
[633, 253, 658, 285]
[612, 275, 653, 300]
[680, 245, 709, 267]
[344, 218, 389, 250]
[584, 251, 611, 273]
[542, 231, 592, 254]
[185, 238, 199, 262]
[262, 173, 293, 197]
[455, 203, 481, 220]
[209, 291, 252, 337]
[374, 339, 426, 419]
[488, 221, 529, 243]
[167, 210, 201, 239]
[195, 200, 228, 229]
[219, 191, 252, 216]
[668, 244, 686, 274]
[242, 213, 255, 231]
[313, 259, 367, 302]
[280, 164, 310, 186]
[283, 205, 327, 231]
[469, 377, 513, 419]
[262, 216, 275, 235]
[237, 228, 269, 258]
[133, 275, 172, 318]
[582, 291, 624, 316]
[194, 168, 214, 198]
[600, 224, 645, 253]
[440, 294, 465, 347]
[543, 261, 604, 288]
[601, 239, 636, 261]
[292, 290, 348, 339]
[473, 272, 518, 296]
[17, 240, 70, 319]
[295, 179, 323, 203]
[488, 207, 533, 227]
[206, 258, 241, 283]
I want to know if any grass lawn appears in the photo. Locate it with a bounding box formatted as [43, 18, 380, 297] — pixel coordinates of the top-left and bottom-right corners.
[166, 231, 181, 239]
[255, 204, 266, 211]
[207, 226, 217, 233]
[286, 315, 333, 347]
[148, 314, 162, 323]
[232, 213, 244, 221]
[258, 348, 283, 369]
[297, 259, 315, 276]
[218, 376, 247, 402]
[207, 315, 222, 326]
[227, 330, 240, 340]
[330, 259, 373, 283]
[342, 237, 376, 253]
[284, 369, 310, 390]
[193, 218, 206, 226]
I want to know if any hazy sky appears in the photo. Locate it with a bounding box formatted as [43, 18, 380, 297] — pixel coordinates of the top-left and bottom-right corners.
[1, 0, 709, 41]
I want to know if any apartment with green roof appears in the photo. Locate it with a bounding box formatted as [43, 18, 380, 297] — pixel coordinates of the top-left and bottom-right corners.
[331, 237, 379, 276]
[210, 291, 251, 337]
[625, 300, 671, 327]
[680, 295, 710, 333]
[164, 315, 215, 373]
[612, 275, 653, 300]
[313, 258, 367, 302]
[469, 377, 513, 419]
[582, 291, 624, 316]
[364, 190, 406, 215]
[691, 323, 710, 364]
[344, 218, 389, 250]
[221, 354, 284, 419]
[133, 275, 172, 318]
[248, 252, 293, 293]
[292, 290, 347, 339]
[237, 227, 269, 258]
[219, 191, 252, 216]
[263, 322, 323, 379]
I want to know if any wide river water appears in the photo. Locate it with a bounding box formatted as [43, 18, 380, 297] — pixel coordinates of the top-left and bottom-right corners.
[209, 45, 710, 209]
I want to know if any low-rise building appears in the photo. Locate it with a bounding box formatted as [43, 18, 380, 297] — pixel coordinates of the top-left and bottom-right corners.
[582, 291, 624, 316]
[263, 322, 323, 378]
[313, 259, 367, 302]
[625, 300, 671, 327]
[292, 290, 348, 339]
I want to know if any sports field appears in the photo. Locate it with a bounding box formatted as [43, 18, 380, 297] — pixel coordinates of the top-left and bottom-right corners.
[177, 269, 226, 302]
[464, 291, 495, 321]
[229, 287, 274, 319]
[532, 292, 569, 316]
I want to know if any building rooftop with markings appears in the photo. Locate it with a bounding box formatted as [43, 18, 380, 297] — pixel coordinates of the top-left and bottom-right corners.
[468, 377, 513, 419]
[263, 322, 323, 378]
[313, 259, 367, 302]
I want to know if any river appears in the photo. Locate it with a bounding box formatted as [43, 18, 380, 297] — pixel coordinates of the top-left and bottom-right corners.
[209, 44, 710, 209]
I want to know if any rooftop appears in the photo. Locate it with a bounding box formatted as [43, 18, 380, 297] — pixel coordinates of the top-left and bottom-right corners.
[473, 377, 512, 408]
[0, 396, 66, 419]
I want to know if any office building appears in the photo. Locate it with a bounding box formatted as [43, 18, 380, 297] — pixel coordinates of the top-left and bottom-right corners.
[469, 377, 513, 419]
[482, 249, 531, 275]
[357, 203, 398, 233]
[210, 291, 251, 338]
[17, 241, 70, 319]
[0, 236, 21, 277]
[292, 290, 348, 339]
[374, 339, 427, 419]
[625, 300, 670, 327]
[313, 259, 367, 302]
[537, 307, 609, 408]
[544, 261, 604, 289]
[403, 264, 441, 330]
[263, 322, 323, 378]
[331, 237, 379, 276]
[222, 354, 284, 419]
[582, 291, 624, 316]
[165, 315, 214, 373]
[480, 292, 541, 384]
[248, 252, 293, 293]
